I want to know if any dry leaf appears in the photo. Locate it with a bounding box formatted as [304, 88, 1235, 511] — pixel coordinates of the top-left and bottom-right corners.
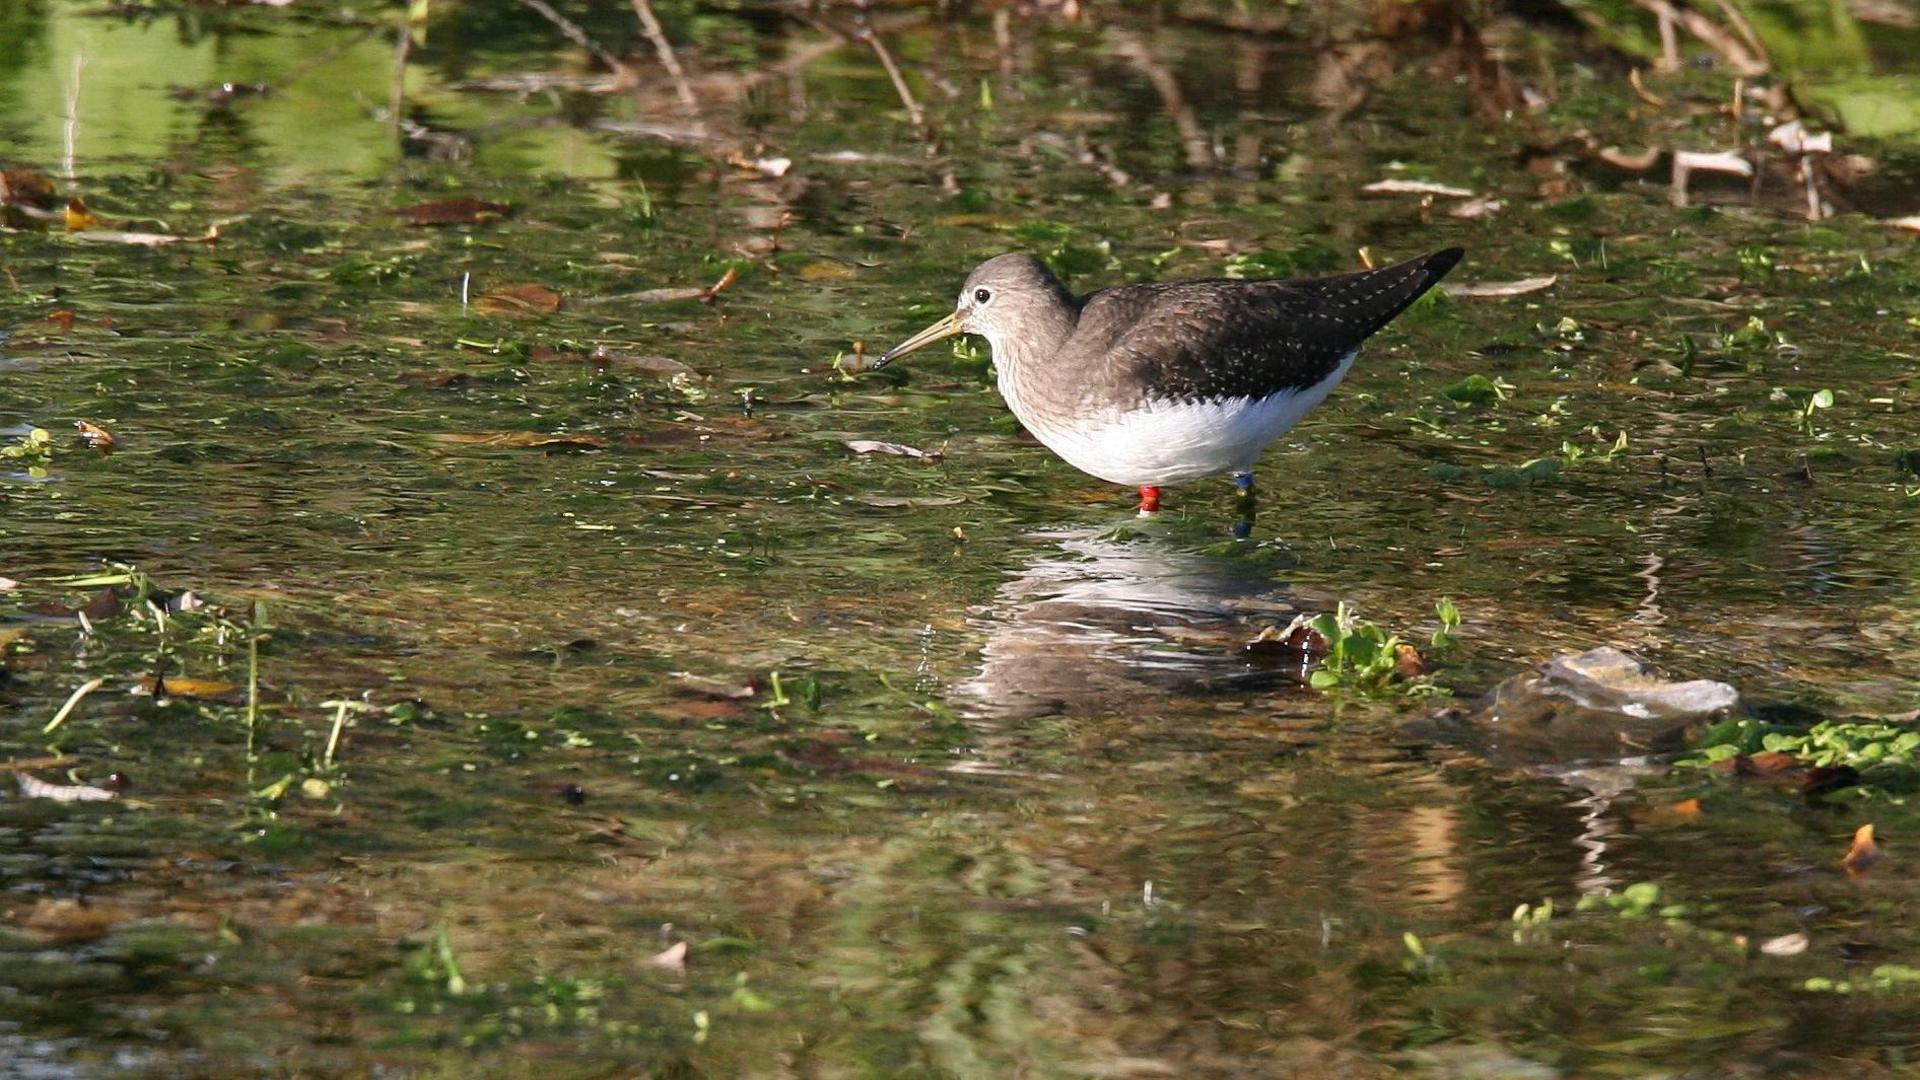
[799, 261, 858, 281]
[400, 370, 468, 389]
[16, 772, 116, 802]
[74, 420, 115, 449]
[0, 168, 58, 210]
[0, 577, 19, 591]
[844, 439, 941, 461]
[474, 283, 562, 317]
[1637, 797, 1704, 826]
[1245, 621, 1326, 658]
[64, 197, 100, 232]
[432, 431, 608, 450]
[396, 198, 511, 227]
[1393, 643, 1427, 679]
[1887, 216, 1920, 233]
[1760, 932, 1809, 957]
[1363, 179, 1476, 198]
[1446, 276, 1558, 299]
[1447, 197, 1505, 220]
[646, 940, 689, 971]
[20, 898, 130, 943]
[703, 266, 739, 302]
[672, 671, 757, 699]
[46, 309, 75, 332]
[134, 674, 238, 699]
[1843, 823, 1881, 875]
[623, 286, 708, 305]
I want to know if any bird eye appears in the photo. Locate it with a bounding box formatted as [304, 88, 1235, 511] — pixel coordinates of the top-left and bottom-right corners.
[973, 288, 992, 305]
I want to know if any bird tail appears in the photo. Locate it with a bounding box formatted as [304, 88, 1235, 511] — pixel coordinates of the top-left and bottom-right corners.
[1293, 247, 1464, 339]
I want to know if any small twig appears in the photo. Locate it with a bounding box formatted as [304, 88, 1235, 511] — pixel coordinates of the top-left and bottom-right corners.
[515, 0, 631, 78]
[1111, 33, 1211, 170]
[859, 25, 926, 132]
[42, 677, 106, 735]
[4, 754, 79, 772]
[701, 265, 740, 302]
[63, 53, 85, 182]
[1713, 0, 1770, 67]
[1628, 67, 1665, 108]
[324, 701, 349, 769]
[388, 17, 412, 140]
[1654, 5, 1680, 70]
[628, 0, 701, 118]
[1635, 0, 1768, 76]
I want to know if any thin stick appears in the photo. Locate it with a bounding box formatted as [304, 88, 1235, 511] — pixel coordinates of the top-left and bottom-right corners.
[859, 26, 926, 131]
[245, 626, 260, 784]
[516, 0, 631, 78]
[1112, 33, 1211, 169]
[1713, 0, 1770, 67]
[628, 0, 701, 117]
[63, 53, 85, 181]
[389, 16, 412, 140]
[323, 701, 348, 768]
[42, 677, 105, 735]
[1635, 0, 1768, 75]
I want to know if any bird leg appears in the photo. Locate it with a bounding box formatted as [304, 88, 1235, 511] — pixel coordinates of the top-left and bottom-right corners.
[1137, 486, 1162, 514]
[1231, 471, 1256, 538]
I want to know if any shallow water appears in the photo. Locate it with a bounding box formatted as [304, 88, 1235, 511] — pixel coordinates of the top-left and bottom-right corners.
[5, 1, 1920, 1075]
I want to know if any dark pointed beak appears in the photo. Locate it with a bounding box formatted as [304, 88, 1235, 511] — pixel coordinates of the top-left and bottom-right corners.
[874, 310, 963, 369]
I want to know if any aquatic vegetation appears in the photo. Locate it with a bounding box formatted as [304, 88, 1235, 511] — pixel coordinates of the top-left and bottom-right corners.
[1681, 718, 1920, 793]
[1293, 601, 1451, 696]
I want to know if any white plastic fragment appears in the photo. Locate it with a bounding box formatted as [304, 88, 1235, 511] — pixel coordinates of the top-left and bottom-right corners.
[15, 772, 116, 802]
[1362, 179, 1477, 198]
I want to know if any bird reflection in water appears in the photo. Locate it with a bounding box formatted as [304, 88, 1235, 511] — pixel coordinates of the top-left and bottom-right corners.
[955, 525, 1305, 720]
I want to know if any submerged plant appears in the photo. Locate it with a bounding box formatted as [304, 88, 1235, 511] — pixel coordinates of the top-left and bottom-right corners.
[1, 427, 55, 474]
[1290, 602, 1450, 696]
[1681, 717, 1920, 793]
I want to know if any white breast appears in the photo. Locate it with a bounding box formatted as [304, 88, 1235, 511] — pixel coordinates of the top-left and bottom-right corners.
[998, 350, 1357, 487]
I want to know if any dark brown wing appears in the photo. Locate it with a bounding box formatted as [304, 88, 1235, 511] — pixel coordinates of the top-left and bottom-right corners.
[1072, 248, 1462, 407]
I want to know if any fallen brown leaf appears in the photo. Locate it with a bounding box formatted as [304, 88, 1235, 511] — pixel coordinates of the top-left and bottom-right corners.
[396, 198, 511, 227]
[399, 370, 468, 389]
[135, 674, 239, 699]
[46, 309, 75, 332]
[671, 672, 756, 699]
[18, 898, 129, 943]
[1393, 643, 1427, 679]
[64, 197, 100, 232]
[1843, 823, 1882, 876]
[74, 420, 115, 449]
[1635, 797, 1705, 827]
[702, 266, 739, 302]
[1245, 621, 1327, 659]
[0, 168, 58, 210]
[432, 431, 607, 450]
[799, 261, 858, 281]
[474, 283, 562, 317]
[646, 940, 689, 971]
